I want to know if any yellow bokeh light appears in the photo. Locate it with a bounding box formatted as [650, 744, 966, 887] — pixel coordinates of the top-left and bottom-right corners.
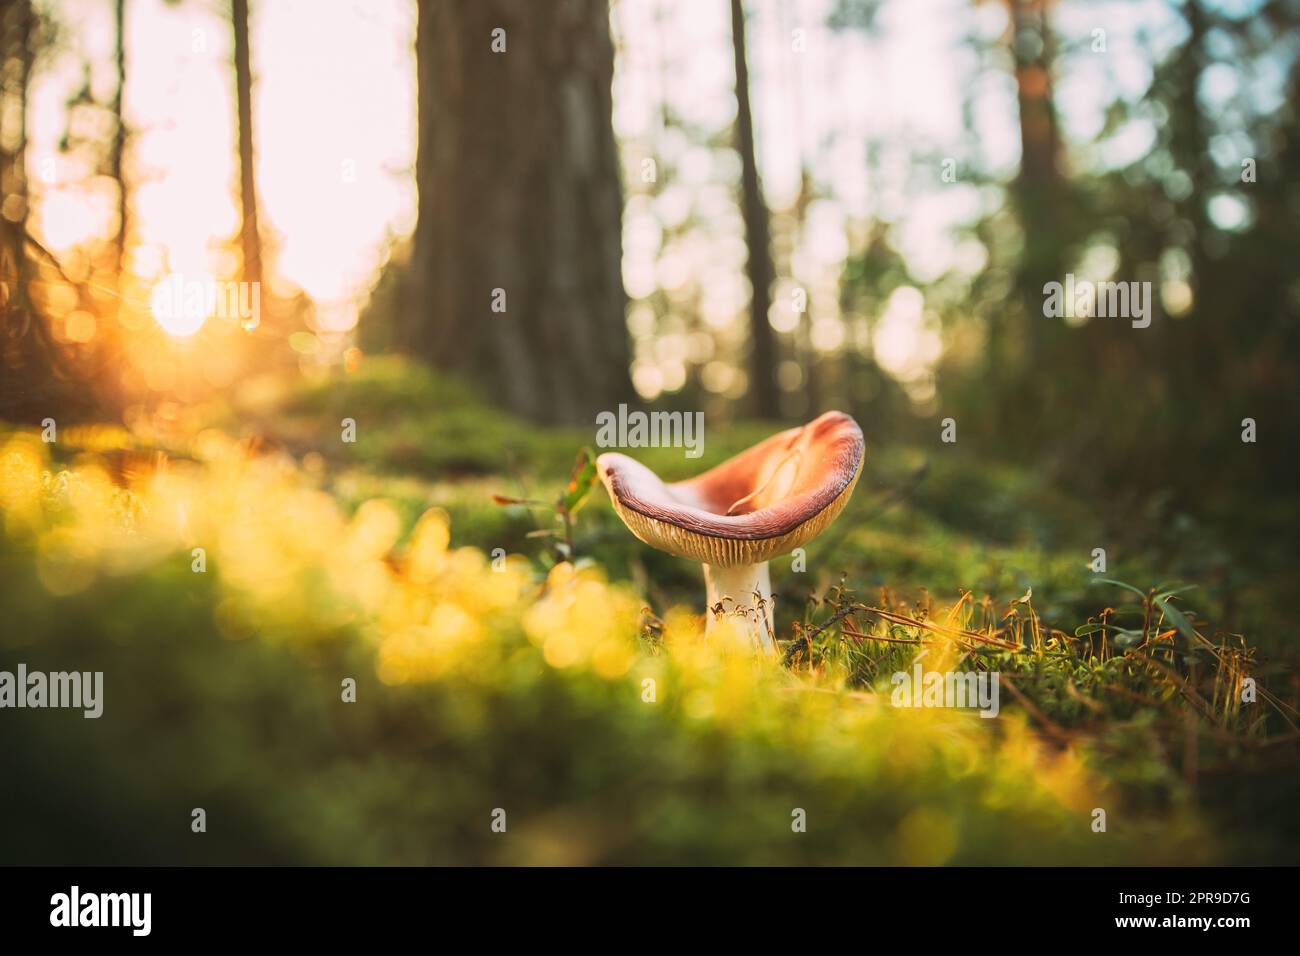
[65, 310, 97, 343]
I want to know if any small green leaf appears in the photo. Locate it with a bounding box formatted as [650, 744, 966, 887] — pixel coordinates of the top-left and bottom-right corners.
[1155, 596, 1198, 644]
[1090, 578, 1147, 600]
[560, 447, 598, 515]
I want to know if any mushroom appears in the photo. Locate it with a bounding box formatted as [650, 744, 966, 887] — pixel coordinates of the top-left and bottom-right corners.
[597, 411, 864, 653]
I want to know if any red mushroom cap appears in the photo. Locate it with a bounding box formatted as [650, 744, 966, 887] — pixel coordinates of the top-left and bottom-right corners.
[597, 411, 864, 566]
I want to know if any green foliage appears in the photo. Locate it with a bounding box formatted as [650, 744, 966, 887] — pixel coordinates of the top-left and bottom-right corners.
[2, 360, 1296, 865]
[560, 447, 598, 516]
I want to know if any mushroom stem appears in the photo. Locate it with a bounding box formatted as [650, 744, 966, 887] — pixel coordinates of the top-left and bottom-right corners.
[702, 561, 775, 654]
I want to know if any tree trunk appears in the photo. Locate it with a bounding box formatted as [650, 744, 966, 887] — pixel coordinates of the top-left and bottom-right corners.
[1, 0, 39, 419]
[730, 0, 780, 419]
[405, 0, 631, 425]
[110, 0, 127, 278]
[231, 0, 261, 288]
[1005, 0, 1062, 357]
[1, 0, 94, 422]
[1, 0, 32, 280]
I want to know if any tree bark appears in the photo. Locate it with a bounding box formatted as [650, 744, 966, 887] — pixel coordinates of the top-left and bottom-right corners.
[730, 0, 780, 419]
[231, 0, 261, 288]
[405, 0, 631, 425]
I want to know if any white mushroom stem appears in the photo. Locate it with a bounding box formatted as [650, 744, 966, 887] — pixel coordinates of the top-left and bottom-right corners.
[702, 562, 775, 654]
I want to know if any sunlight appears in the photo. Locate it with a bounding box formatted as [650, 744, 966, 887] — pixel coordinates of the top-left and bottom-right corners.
[872, 285, 942, 395]
[149, 271, 209, 337]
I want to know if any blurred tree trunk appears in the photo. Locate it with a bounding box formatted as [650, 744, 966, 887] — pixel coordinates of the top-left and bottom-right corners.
[404, 0, 631, 425]
[1008, 0, 1060, 192]
[231, 0, 261, 288]
[1, 0, 91, 421]
[730, 0, 780, 419]
[1, 0, 32, 283]
[1, 0, 41, 419]
[1004, 0, 1063, 360]
[110, 0, 127, 278]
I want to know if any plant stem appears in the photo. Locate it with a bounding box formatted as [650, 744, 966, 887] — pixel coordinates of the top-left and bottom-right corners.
[703, 562, 774, 654]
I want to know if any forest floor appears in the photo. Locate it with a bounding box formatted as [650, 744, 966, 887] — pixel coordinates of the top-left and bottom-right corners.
[2, 355, 1297, 864]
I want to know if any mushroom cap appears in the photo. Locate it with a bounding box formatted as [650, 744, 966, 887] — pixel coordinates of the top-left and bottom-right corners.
[597, 410, 864, 567]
